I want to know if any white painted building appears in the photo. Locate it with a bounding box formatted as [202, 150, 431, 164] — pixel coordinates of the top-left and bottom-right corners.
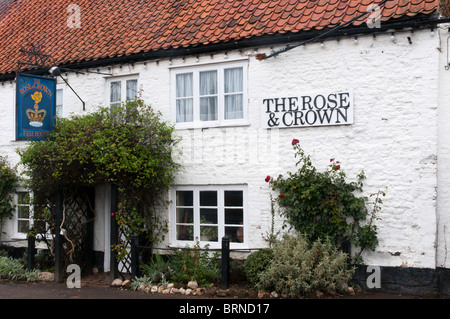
[0, 0, 450, 293]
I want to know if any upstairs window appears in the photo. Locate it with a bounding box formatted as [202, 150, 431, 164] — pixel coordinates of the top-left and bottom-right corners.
[108, 77, 138, 107]
[172, 61, 247, 128]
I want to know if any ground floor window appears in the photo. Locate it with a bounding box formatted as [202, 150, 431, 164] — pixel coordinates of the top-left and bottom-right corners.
[14, 191, 32, 237]
[172, 185, 247, 247]
[13, 190, 47, 238]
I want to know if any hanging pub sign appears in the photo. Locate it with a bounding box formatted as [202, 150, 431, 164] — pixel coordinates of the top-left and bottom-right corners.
[16, 74, 56, 140]
[261, 91, 353, 128]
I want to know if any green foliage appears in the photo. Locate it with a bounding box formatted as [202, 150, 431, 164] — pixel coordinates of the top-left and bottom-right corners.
[243, 248, 274, 287]
[18, 98, 179, 251]
[130, 275, 154, 291]
[0, 156, 20, 225]
[0, 256, 39, 282]
[139, 253, 174, 285]
[258, 234, 354, 297]
[268, 140, 383, 263]
[170, 242, 220, 285]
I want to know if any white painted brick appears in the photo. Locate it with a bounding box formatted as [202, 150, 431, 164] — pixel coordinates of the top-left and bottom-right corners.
[0, 28, 448, 269]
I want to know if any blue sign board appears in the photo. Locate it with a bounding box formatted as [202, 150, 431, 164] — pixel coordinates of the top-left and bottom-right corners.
[16, 74, 56, 140]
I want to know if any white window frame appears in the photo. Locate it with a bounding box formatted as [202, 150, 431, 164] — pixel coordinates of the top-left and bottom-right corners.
[13, 189, 51, 239]
[13, 189, 33, 239]
[106, 75, 139, 107]
[171, 185, 248, 249]
[171, 60, 249, 129]
[56, 85, 64, 118]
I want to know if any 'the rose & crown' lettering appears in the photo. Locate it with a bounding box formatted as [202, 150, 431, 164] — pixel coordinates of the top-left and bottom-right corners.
[262, 92, 353, 128]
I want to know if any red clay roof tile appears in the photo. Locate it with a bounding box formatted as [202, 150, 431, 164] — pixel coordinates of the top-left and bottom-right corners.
[0, 0, 440, 75]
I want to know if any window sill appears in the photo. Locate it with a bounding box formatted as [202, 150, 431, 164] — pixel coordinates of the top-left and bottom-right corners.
[167, 242, 248, 251]
[174, 120, 250, 131]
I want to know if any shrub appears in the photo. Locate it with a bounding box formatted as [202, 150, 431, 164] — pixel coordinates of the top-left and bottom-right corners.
[267, 139, 383, 264]
[0, 156, 19, 226]
[243, 248, 274, 287]
[258, 234, 354, 298]
[170, 243, 220, 286]
[18, 98, 179, 259]
[0, 256, 39, 282]
[139, 253, 174, 285]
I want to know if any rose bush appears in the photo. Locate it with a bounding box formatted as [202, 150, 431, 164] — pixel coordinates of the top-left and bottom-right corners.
[267, 139, 383, 264]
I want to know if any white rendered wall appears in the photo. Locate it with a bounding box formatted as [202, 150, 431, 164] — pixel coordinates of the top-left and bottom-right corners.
[0, 28, 447, 269]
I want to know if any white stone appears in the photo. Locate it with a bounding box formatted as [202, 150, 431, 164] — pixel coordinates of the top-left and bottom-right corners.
[185, 288, 192, 295]
[111, 278, 123, 287]
[151, 286, 158, 293]
[187, 280, 198, 289]
[138, 283, 146, 292]
[37, 272, 54, 282]
[162, 288, 170, 295]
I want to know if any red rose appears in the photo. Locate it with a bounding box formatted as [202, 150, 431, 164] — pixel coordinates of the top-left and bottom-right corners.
[265, 175, 270, 183]
[291, 139, 299, 146]
[336, 165, 340, 170]
[279, 194, 284, 198]
[330, 158, 334, 162]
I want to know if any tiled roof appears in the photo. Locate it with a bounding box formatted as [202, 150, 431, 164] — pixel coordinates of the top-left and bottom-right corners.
[0, 0, 439, 75]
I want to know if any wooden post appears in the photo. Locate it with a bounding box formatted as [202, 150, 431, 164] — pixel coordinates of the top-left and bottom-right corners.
[27, 234, 35, 270]
[54, 189, 63, 283]
[109, 184, 119, 283]
[130, 235, 139, 280]
[221, 235, 230, 289]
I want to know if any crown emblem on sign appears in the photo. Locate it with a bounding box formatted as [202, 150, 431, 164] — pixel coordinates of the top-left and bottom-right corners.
[26, 91, 46, 127]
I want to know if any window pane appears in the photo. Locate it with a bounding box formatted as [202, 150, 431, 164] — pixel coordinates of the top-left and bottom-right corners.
[18, 206, 30, 219]
[176, 208, 193, 223]
[200, 71, 217, 95]
[56, 89, 63, 106]
[176, 99, 193, 122]
[200, 97, 218, 121]
[176, 191, 193, 206]
[225, 209, 243, 225]
[225, 191, 243, 207]
[110, 81, 121, 103]
[224, 67, 243, 93]
[225, 94, 243, 119]
[225, 226, 244, 243]
[200, 226, 218, 242]
[126, 79, 138, 100]
[176, 73, 193, 98]
[18, 220, 30, 234]
[17, 192, 30, 204]
[200, 208, 217, 224]
[56, 89, 63, 117]
[200, 191, 217, 206]
[177, 225, 193, 241]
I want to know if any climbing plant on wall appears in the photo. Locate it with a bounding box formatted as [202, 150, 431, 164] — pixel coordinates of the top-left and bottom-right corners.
[0, 156, 19, 228]
[18, 98, 179, 251]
